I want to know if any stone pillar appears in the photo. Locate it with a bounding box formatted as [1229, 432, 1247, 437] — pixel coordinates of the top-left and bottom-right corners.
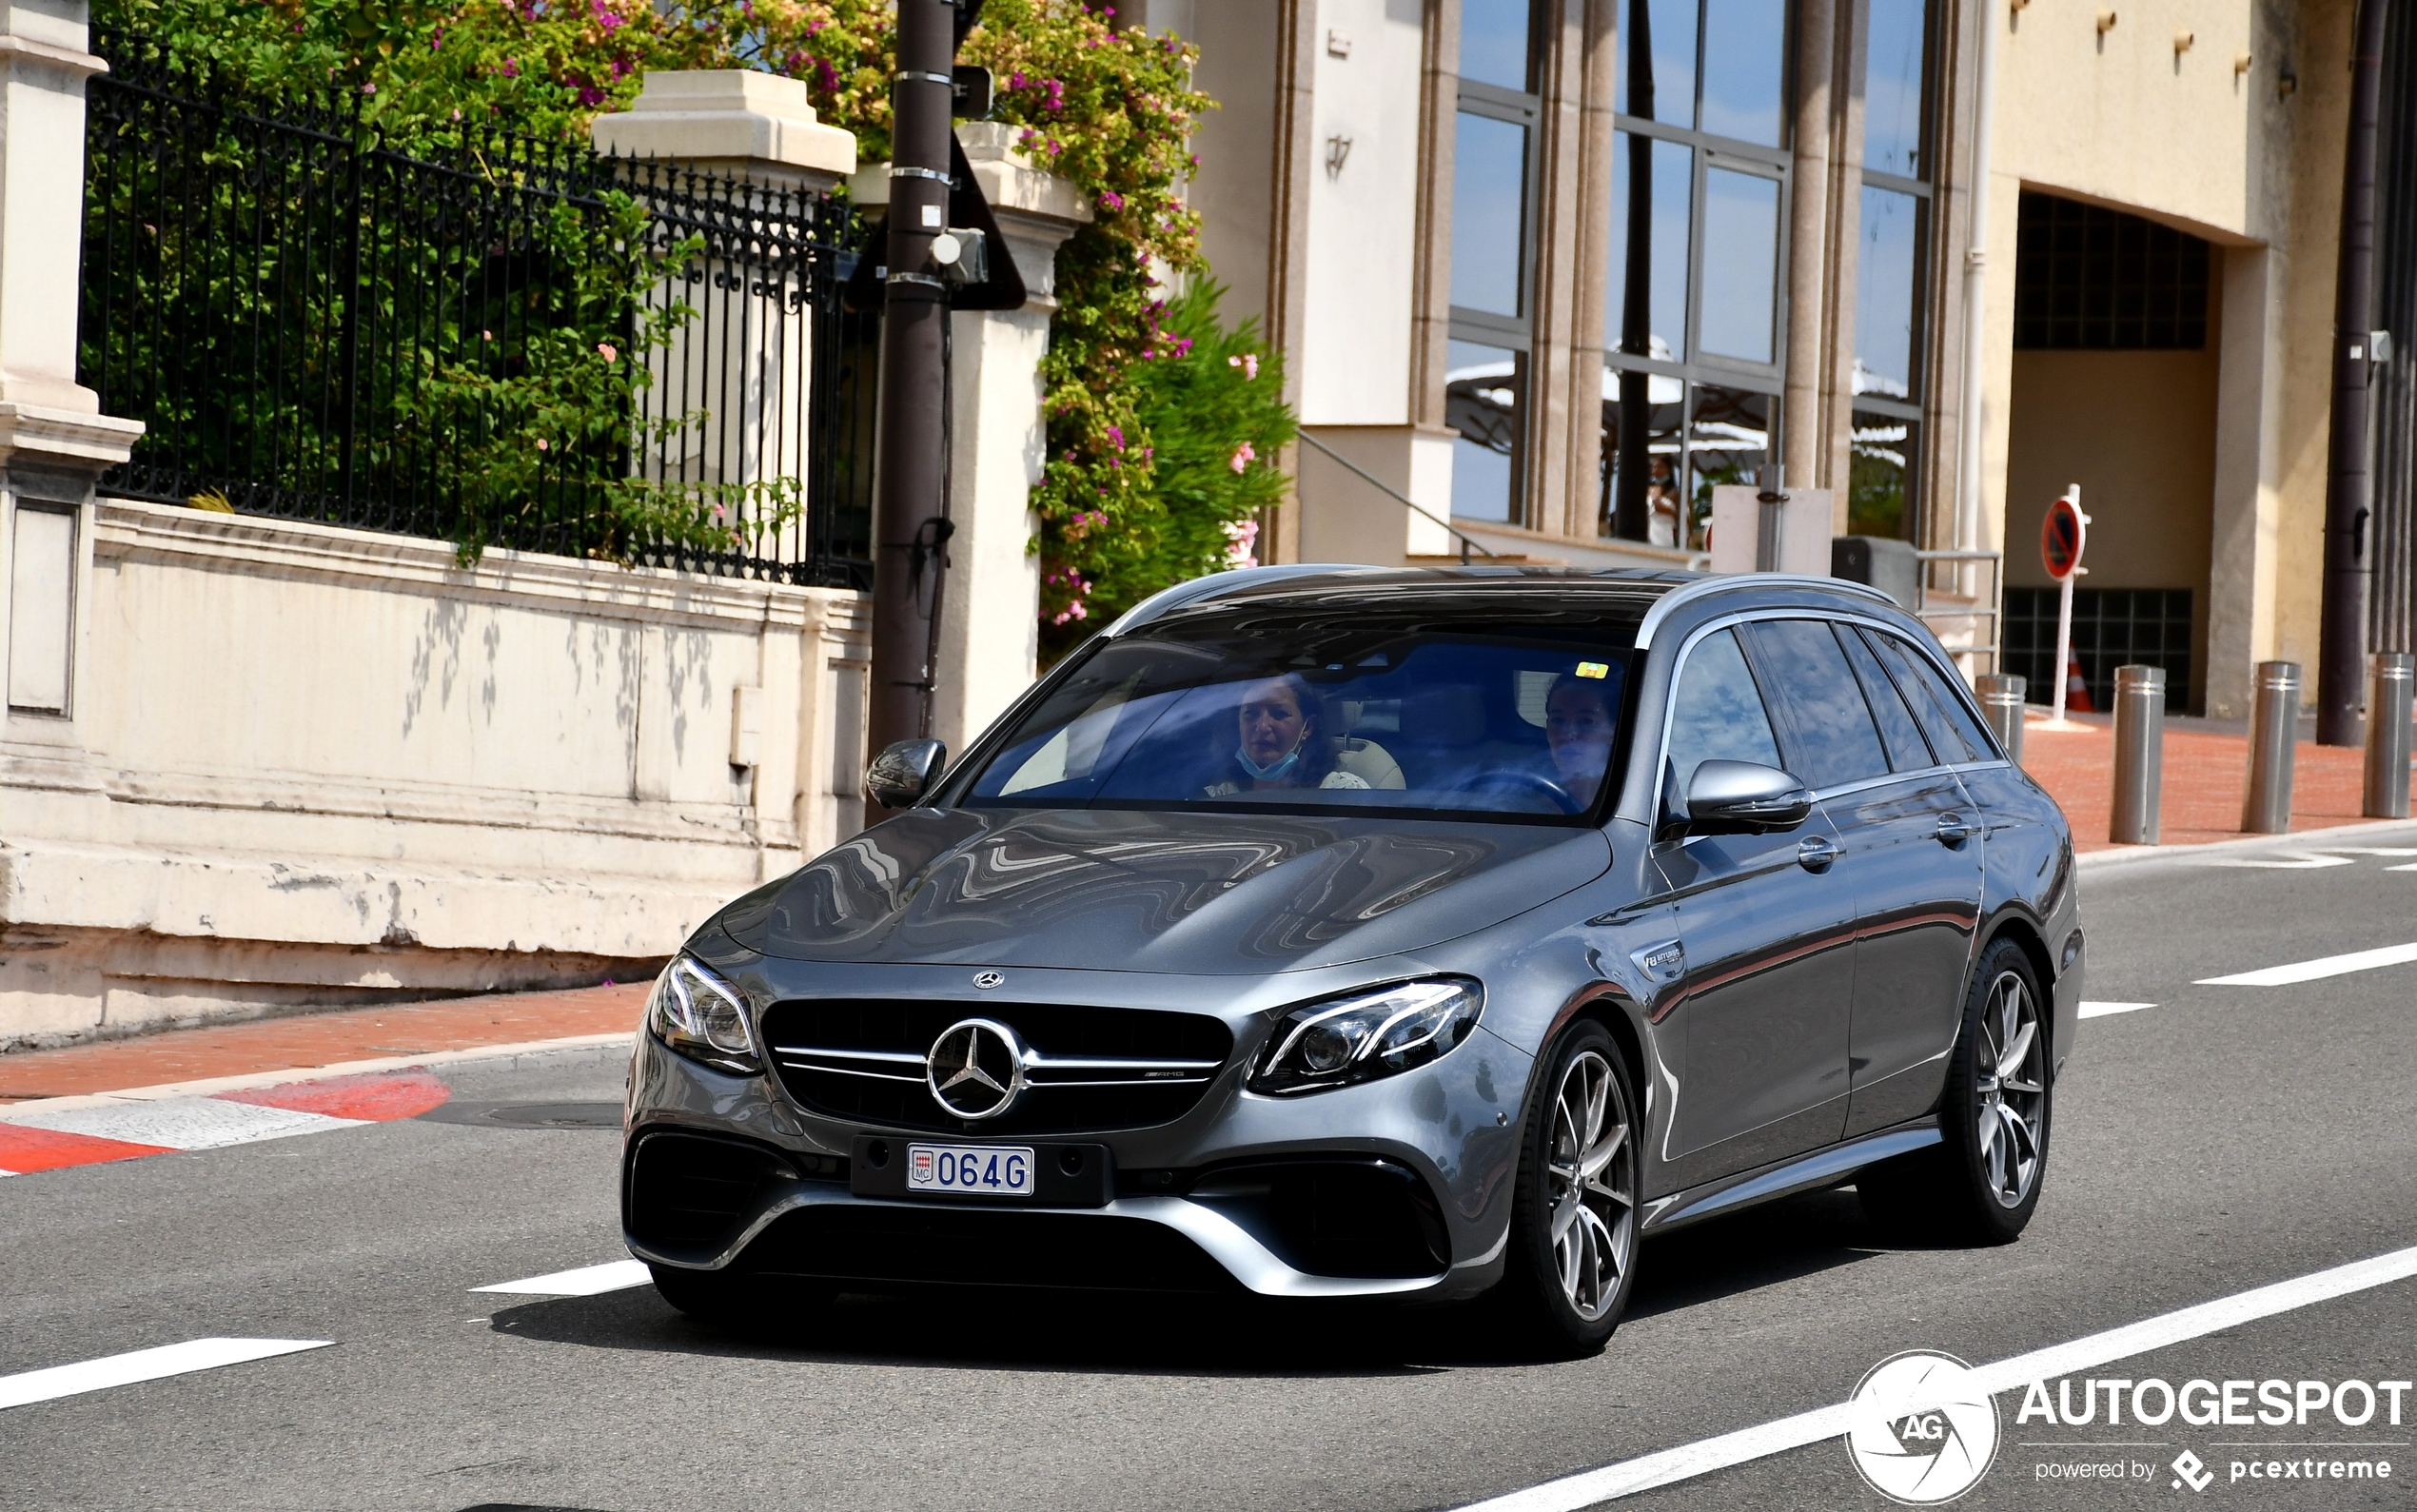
[0, 0, 143, 767]
[852, 122, 1091, 763]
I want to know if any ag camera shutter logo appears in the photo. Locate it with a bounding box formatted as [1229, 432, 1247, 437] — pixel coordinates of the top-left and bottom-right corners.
[1845, 1350, 2002, 1503]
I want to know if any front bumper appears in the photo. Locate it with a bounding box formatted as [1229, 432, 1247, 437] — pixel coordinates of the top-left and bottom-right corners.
[621, 967, 1533, 1303]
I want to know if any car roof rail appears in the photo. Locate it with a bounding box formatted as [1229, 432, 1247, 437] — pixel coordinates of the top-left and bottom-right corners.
[1633, 573, 1897, 650]
[1100, 563, 1393, 637]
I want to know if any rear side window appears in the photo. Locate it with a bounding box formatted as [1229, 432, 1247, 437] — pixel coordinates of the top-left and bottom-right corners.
[1863, 629, 1998, 763]
[1744, 620, 1891, 789]
[1664, 628, 1783, 796]
[1837, 624, 1936, 772]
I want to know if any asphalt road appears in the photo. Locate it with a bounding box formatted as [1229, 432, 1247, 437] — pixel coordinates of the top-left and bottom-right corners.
[7, 829, 2417, 1512]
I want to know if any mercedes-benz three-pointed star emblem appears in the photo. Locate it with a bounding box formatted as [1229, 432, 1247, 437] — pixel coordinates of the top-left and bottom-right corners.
[926, 1018, 1028, 1120]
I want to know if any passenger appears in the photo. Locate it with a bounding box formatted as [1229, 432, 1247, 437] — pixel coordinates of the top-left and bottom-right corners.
[1203, 676, 1373, 795]
[1544, 673, 1618, 807]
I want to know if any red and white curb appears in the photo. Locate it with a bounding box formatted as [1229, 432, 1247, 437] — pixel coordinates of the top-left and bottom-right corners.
[0, 1070, 452, 1175]
[0, 1030, 631, 1177]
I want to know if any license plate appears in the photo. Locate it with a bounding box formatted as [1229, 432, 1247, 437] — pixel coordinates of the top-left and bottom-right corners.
[906, 1143, 1035, 1197]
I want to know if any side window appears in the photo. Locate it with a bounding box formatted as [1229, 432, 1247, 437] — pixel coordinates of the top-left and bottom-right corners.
[1838, 623, 1936, 771]
[1864, 629, 1998, 763]
[1743, 620, 1892, 789]
[1664, 627, 1784, 798]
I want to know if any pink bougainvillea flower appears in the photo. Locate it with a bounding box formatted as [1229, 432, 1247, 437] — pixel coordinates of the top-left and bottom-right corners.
[1242, 353, 1260, 380]
[598, 343, 618, 363]
[1105, 425, 1125, 449]
[535, 438, 550, 452]
[1229, 442, 1256, 474]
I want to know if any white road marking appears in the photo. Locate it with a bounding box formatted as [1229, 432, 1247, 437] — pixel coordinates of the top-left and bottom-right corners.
[2, 1096, 360, 1150]
[2078, 1001, 2156, 1018]
[2207, 847, 2417, 871]
[2196, 940, 2417, 987]
[0, 1338, 332, 1412]
[472, 1259, 653, 1296]
[1448, 1242, 2417, 1510]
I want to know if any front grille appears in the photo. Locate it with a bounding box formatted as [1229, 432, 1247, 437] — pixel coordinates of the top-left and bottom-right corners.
[760, 999, 1233, 1134]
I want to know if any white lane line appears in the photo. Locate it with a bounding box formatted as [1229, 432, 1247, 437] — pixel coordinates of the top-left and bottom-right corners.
[0, 1338, 332, 1412]
[2207, 847, 2417, 871]
[2, 1096, 360, 1150]
[2196, 940, 2417, 988]
[1449, 1242, 2417, 1511]
[2078, 1001, 2156, 1018]
[472, 1259, 653, 1296]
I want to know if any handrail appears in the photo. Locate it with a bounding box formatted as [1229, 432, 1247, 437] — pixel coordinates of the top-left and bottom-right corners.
[1295, 431, 1498, 563]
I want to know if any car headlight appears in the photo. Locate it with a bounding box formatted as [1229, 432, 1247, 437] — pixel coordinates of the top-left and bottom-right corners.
[646, 955, 762, 1075]
[1248, 977, 1484, 1096]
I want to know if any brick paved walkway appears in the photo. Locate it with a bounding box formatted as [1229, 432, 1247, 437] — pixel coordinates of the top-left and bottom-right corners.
[2019, 713, 2402, 853]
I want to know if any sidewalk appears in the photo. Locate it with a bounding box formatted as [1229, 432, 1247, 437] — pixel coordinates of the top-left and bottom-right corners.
[0, 982, 646, 1109]
[2018, 711, 2401, 853]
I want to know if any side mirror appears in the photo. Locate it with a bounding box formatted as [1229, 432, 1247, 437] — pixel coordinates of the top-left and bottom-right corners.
[863, 738, 947, 810]
[1679, 759, 1813, 835]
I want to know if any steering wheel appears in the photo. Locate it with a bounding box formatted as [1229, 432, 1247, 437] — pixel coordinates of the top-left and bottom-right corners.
[1451, 769, 1582, 815]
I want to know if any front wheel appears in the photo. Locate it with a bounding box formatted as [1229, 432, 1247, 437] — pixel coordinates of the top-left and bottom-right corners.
[1498, 1021, 1641, 1356]
[1860, 937, 2053, 1244]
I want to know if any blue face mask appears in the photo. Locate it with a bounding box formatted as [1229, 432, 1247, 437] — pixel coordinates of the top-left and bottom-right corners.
[1235, 745, 1303, 783]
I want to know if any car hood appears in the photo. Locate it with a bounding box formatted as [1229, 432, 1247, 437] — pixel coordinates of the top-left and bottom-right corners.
[719, 806, 1612, 975]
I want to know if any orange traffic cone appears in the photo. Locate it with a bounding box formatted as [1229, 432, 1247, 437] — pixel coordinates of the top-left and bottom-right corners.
[2063, 654, 2095, 715]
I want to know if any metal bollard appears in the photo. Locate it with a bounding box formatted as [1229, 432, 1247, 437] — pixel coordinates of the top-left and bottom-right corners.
[2241, 660, 2302, 834]
[2366, 653, 2414, 818]
[2109, 665, 2165, 845]
[1975, 674, 2027, 766]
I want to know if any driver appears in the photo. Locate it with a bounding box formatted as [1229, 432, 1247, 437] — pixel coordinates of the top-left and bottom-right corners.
[1202, 676, 1373, 796]
[1544, 673, 1618, 807]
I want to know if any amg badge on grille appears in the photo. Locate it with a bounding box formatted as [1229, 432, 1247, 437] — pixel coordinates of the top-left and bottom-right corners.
[926, 1018, 1027, 1119]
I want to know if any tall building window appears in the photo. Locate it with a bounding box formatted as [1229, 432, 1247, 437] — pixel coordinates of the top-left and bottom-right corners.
[1602, 0, 1792, 546]
[1448, 0, 1543, 522]
[1850, 0, 1933, 540]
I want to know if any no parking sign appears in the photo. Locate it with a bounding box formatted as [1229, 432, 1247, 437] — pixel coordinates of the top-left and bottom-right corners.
[2042, 493, 2086, 579]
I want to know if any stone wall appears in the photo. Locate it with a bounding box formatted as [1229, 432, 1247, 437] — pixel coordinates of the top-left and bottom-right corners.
[1, 499, 870, 1049]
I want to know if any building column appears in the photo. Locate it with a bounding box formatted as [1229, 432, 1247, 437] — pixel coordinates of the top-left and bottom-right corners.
[2204, 246, 2287, 719]
[0, 0, 144, 776]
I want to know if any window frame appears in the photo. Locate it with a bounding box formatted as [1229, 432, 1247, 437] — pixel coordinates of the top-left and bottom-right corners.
[1849, 0, 1936, 540]
[1602, 0, 1797, 542]
[1646, 609, 2003, 829]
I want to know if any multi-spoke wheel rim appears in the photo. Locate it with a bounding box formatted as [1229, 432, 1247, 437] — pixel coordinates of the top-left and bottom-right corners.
[1545, 1050, 1636, 1321]
[1975, 972, 2046, 1208]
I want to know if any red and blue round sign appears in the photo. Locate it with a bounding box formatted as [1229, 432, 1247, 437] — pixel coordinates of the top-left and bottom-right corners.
[2041, 496, 2086, 580]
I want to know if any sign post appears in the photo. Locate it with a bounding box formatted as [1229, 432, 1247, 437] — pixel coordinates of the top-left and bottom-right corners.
[2041, 485, 2088, 726]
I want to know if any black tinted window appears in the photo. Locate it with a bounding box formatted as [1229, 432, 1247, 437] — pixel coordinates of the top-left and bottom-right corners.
[1744, 620, 1891, 789]
[1838, 623, 1936, 771]
[1864, 630, 1997, 762]
[1665, 627, 1784, 795]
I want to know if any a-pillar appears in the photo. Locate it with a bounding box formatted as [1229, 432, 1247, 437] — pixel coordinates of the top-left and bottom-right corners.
[0, 0, 143, 784]
[854, 121, 1092, 763]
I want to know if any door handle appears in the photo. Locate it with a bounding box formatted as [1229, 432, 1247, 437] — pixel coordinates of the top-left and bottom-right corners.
[1936, 813, 1976, 846]
[1797, 835, 1841, 871]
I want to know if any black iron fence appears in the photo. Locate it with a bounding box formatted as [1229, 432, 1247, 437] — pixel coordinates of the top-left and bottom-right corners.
[78, 33, 875, 588]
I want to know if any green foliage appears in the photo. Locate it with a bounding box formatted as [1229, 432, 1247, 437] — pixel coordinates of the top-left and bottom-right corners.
[92, 0, 1294, 624]
[1038, 279, 1289, 657]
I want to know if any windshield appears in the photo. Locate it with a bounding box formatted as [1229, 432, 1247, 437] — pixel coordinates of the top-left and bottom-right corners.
[949, 624, 1637, 821]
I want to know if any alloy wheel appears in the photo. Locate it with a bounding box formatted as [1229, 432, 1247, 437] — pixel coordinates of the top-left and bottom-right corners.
[1974, 971, 2046, 1208]
[1545, 1049, 1636, 1321]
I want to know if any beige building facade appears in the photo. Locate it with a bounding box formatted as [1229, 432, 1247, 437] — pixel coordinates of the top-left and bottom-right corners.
[1139, 0, 2394, 717]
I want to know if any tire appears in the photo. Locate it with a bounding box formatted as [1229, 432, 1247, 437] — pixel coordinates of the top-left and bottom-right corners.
[1497, 1020, 1642, 1358]
[1859, 937, 2053, 1245]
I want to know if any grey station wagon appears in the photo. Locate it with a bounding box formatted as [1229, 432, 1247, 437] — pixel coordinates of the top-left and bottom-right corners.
[623, 567, 2081, 1353]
